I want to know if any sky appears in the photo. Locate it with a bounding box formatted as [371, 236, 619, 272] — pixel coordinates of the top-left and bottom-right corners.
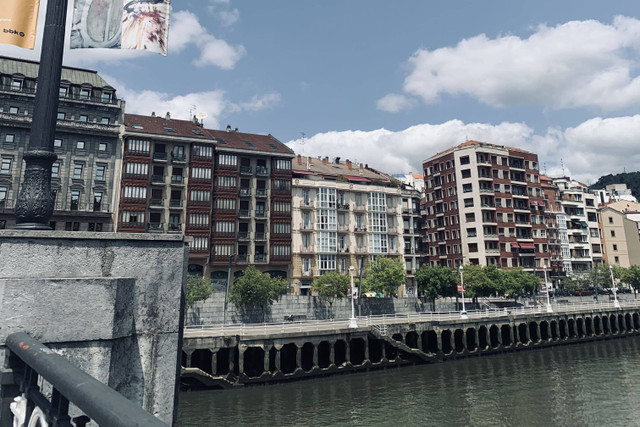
[2, 0, 640, 184]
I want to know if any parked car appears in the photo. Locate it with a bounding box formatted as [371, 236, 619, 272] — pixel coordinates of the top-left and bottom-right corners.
[617, 287, 632, 294]
[573, 289, 594, 296]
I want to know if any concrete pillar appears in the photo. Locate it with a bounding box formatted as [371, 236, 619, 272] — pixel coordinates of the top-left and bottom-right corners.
[495, 325, 502, 346]
[381, 339, 386, 361]
[238, 346, 246, 375]
[185, 350, 193, 368]
[512, 324, 518, 344]
[296, 344, 302, 369]
[330, 341, 335, 365]
[345, 340, 351, 363]
[275, 347, 282, 372]
[450, 332, 455, 353]
[263, 347, 269, 374]
[436, 331, 443, 353]
[229, 348, 235, 374]
[535, 322, 541, 342]
[211, 350, 218, 375]
[364, 338, 370, 361]
[312, 343, 318, 367]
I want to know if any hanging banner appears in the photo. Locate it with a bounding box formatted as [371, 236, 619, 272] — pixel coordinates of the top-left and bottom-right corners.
[70, 0, 170, 56]
[0, 0, 41, 49]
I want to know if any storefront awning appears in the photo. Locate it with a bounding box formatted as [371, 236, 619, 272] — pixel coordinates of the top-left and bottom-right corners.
[519, 243, 535, 249]
[510, 243, 520, 249]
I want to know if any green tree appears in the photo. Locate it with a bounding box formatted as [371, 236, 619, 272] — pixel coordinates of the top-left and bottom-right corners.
[311, 271, 350, 316]
[185, 274, 212, 310]
[484, 264, 505, 297]
[363, 256, 406, 297]
[501, 268, 538, 302]
[461, 264, 495, 300]
[230, 266, 288, 314]
[621, 265, 640, 294]
[415, 265, 457, 311]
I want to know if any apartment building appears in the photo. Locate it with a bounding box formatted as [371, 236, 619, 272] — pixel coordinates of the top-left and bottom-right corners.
[118, 113, 294, 281]
[401, 186, 428, 296]
[552, 177, 603, 275]
[0, 56, 123, 231]
[540, 175, 569, 285]
[291, 156, 407, 295]
[600, 203, 640, 267]
[422, 141, 549, 271]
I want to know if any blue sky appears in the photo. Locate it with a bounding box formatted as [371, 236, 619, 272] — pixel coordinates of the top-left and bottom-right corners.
[2, 0, 640, 183]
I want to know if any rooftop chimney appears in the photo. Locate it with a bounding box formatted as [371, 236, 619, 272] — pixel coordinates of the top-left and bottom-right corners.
[323, 156, 329, 164]
[347, 160, 352, 170]
[151, 112, 156, 117]
[335, 157, 340, 164]
[226, 125, 232, 132]
[165, 112, 171, 119]
[297, 155, 302, 165]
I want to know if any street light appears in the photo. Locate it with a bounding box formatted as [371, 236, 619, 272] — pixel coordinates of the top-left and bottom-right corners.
[348, 266, 358, 328]
[458, 265, 468, 319]
[610, 265, 620, 309]
[543, 264, 552, 313]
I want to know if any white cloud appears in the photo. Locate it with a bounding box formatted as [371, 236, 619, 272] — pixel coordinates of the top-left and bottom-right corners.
[287, 115, 640, 185]
[381, 16, 640, 111]
[376, 93, 414, 112]
[207, 0, 240, 27]
[105, 74, 280, 128]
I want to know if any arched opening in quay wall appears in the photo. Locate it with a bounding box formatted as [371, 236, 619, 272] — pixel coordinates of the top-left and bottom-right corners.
[550, 320, 558, 340]
[585, 317, 593, 336]
[518, 323, 528, 345]
[281, 343, 297, 374]
[301, 343, 314, 372]
[500, 325, 511, 347]
[577, 318, 585, 337]
[610, 315, 618, 334]
[441, 330, 453, 355]
[466, 328, 477, 352]
[626, 314, 633, 331]
[384, 341, 398, 361]
[454, 329, 465, 353]
[540, 321, 549, 341]
[594, 316, 602, 335]
[568, 319, 576, 338]
[244, 347, 265, 378]
[351, 338, 366, 366]
[269, 347, 278, 373]
[335, 340, 347, 366]
[318, 341, 331, 368]
[369, 338, 383, 363]
[191, 349, 213, 375]
[478, 325, 489, 350]
[423, 331, 438, 354]
[529, 322, 539, 343]
[406, 331, 419, 349]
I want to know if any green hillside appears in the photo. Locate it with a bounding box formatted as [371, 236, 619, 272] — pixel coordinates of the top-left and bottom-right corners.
[590, 171, 640, 200]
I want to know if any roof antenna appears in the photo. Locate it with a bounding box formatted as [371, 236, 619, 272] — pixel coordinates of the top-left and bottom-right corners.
[543, 162, 547, 176]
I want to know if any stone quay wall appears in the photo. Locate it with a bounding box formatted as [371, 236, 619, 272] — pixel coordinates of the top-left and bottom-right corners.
[0, 231, 189, 425]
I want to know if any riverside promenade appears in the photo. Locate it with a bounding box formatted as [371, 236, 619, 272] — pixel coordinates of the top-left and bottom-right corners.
[181, 299, 640, 388]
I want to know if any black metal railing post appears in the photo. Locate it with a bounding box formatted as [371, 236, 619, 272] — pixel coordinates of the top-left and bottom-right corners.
[14, 0, 67, 229]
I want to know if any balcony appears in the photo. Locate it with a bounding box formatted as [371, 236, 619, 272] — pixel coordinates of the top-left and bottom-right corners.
[169, 199, 183, 208]
[300, 200, 314, 208]
[171, 175, 183, 185]
[238, 209, 250, 218]
[149, 198, 164, 207]
[255, 210, 267, 218]
[168, 223, 182, 233]
[171, 154, 186, 163]
[300, 246, 315, 253]
[236, 253, 249, 262]
[254, 254, 267, 262]
[153, 152, 167, 161]
[255, 166, 268, 175]
[151, 174, 164, 184]
[255, 232, 266, 240]
[240, 165, 253, 175]
[300, 223, 313, 231]
[256, 188, 267, 197]
[354, 226, 367, 233]
[337, 202, 350, 211]
[238, 188, 251, 197]
[147, 222, 163, 232]
[353, 204, 366, 212]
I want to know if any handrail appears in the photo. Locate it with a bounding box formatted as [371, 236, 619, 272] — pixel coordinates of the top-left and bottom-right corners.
[6, 332, 166, 427]
[184, 300, 640, 337]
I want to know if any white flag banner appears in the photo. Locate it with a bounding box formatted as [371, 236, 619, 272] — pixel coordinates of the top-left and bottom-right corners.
[70, 0, 170, 56]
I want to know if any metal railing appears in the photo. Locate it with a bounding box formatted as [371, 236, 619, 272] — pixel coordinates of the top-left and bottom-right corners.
[184, 300, 640, 337]
[3, 332, 165, 427]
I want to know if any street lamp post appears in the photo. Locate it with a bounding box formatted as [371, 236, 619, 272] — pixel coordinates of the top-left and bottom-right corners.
[610, 265, 620, 309]
[458, 265, 468, 319]
[349, 266, 358, 328]
[543, 264, 553, 313]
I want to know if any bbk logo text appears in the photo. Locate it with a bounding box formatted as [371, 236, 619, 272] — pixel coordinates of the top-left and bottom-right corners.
[3, 29, 25, 37]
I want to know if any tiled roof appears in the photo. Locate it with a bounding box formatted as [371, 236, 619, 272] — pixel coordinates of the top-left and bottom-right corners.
[0, 56, 112, 87]
[426, 140, 534, 162]
[124, 113, 294, 155]
[292, 155, 393, 181]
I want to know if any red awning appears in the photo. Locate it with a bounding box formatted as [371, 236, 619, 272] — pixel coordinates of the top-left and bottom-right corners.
[519, 243, 535, 249]
[511, 243, 520, 248]
[292, 169, 315, 175]
[344, 175, 372, 182]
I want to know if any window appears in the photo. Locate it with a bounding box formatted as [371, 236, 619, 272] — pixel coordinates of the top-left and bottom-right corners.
[272, 245, 291, 258]
[273, 179, 290, 192]
[59, 87, 68, 97]
[275, 159, 291, 170]
[460, 156, 470, 165]
[215, 221, 235, 234]
[462, 183, 472, 193]
[369, 233, 388, 253]
[93, 192, 103, 211]
[368, 192, 386, 212]
[70, 190, 80, 210]
[608, 217, 613, 224]
[172, 145, 185, 159]
[189, 237, 208, 252]
[273, 222, 291, 235]
[218, 154, 237, 166]
[191, 167, 212, 180]
[122, 210, 144, 225]
[216, 198, 236, 211]
[369, 212, 387, 232]
[88, 223, 103, 232]
[0, 186, 7, 205]
[214, 244, 234, 257]
[80, 88, 91, 100]
[76, 141, 85, 150]
[302, 258, 311, 275]
[101, 92, 112, 102]
[96, 164, 106, 180]
[189, 213, 209, 227]
[461, 169, 471, 178]
[100, 117, 110, 125]
[9, 107, 19, 114]
[193, 145, 213, 159]
[217, 175, 236, 188]
[79, 115, 88, 122]
[190, 190, 210, 203]
[73, 163, 83, 178]
[56, 111, 65, 120]
[1, 158, 11, 174]
[127, 139, 150, 154]
[318, 254, 336, 271]
[123, 186, 147, 200]
[615, 256, 620, 263]
[54, 138, 62, 147]
[51, 161, 61, 178]
[11, 80, 22, 90]
[317, 188, 336, 208]
[273, 201, 291, 213]
[5, 134, 15, 143]
[611, 230, 616, 237]
[98, 143, 107, 152]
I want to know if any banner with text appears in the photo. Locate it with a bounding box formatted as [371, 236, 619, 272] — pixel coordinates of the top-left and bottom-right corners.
[70, 0, 170, 56]
[0, 0, 40, 49]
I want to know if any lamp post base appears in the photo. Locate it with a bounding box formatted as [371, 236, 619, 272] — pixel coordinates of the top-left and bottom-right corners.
[460, 311, 468, 319]
[349, 317, 358, 328]
[546, 303, 553, 313]
[614, 299, 621, 309]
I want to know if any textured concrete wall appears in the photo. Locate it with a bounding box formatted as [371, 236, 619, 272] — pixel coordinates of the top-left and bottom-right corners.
[0, 230, 188, 425]
[187, 292, 465, 325]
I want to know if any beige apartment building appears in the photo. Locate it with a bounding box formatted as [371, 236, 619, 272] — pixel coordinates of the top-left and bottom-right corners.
[600, 203, 640, 267]
[290, 156, 409, 295]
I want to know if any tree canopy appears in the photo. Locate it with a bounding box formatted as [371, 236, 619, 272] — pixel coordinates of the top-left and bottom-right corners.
[363, 256, 406, 297]
[311, 271, 350, 306]
[185, 274, 212, 310]
[621, 265, 640, 291]
[415, 265, 457, 310]
[229, 265, 288, 309]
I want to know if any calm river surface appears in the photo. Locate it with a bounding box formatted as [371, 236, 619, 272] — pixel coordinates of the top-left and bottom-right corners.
[178, 337, 640, 426]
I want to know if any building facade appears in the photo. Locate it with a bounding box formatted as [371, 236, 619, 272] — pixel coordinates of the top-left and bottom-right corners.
[422, 141, 549, 271]
[600, 205, 640, 267]
[118, 113, 294, 282]
[0, 56, 123, 231]
[290, 156, 408, 295]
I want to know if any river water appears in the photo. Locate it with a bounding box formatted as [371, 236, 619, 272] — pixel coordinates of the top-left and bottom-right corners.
[178, 337, 640, 426]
